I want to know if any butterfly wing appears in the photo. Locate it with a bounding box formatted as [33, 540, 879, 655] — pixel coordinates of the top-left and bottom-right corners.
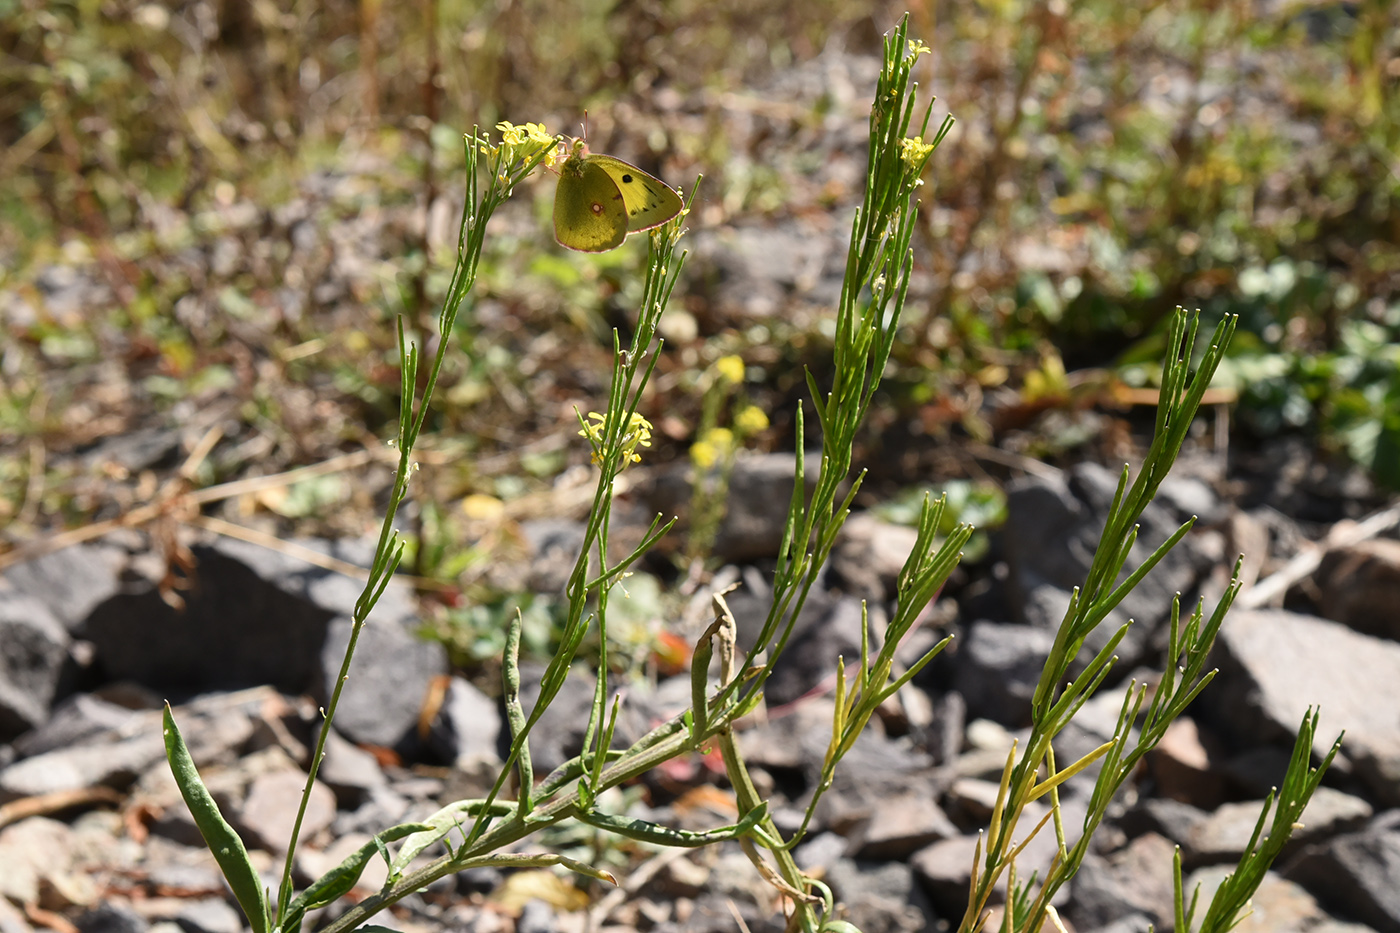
[554, 157, 629, 252]
[587, 155, 683, 234]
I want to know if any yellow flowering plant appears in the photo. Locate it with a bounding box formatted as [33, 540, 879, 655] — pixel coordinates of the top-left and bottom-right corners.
[160, 16, 1332, 933]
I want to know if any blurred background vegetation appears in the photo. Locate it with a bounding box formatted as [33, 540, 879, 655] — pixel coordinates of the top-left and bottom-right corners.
[1, 0, 1397, 598]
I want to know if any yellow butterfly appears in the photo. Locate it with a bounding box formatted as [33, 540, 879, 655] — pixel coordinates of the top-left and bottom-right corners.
[553, 139, 683, 252]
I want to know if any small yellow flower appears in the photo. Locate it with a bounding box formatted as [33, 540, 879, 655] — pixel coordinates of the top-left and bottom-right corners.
[734, 405, 769, 436]
[900, 136, 935, 170]
[714, 355, 745, 385]
[496, 121, 526, 147]
[579, 410, 653, 469]
[908, 39, 932, 59]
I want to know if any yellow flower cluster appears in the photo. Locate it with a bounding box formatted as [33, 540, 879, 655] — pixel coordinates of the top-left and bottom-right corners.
[714, 354, 745, 385]
[487, 120, 558, 167]
[900, 136, 935, 171]
[734, 405, 769, 436]
[579, 411, 654, 469]
[690, 428, 734, 470]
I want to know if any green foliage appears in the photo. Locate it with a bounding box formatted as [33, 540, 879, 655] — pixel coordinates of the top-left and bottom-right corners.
[873, 479, 1007, 562]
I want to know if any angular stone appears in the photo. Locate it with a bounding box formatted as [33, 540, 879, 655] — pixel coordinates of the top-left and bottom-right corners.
[1202, 609, 1400, 772]
[1117, 797, 1208, 848]
[846, 789, 958, 859]
[910, 834, 978, 919]
[824, 858, 937, 933]
[1284, 824, 1400, 932]
[1071, 832, 1176, 928]
[953, 621, 1054, 727]
[75, 903, 149, 933]
[0, 591, 71, 740]
[1148, 716, 1226, 809]
[1001, 462, 1202, 641]
[764, 594, 877, 708]
[0, 730, 165, 797]
[427, 676, 504, 769]
[1316, 539, 1400, 641]
[0, 816, 74, 904]
[829, 512, 921, 605]
[163, 899, 243, 933]
[75, 537, 444, 751]
[1185, 866, 1330, 933]
[316, 725, 387, 806]
[319, 613, 446, 749]
[233, 767, 336, 854]
[10, 692, 140, 759]
[2, 541, 128, 632]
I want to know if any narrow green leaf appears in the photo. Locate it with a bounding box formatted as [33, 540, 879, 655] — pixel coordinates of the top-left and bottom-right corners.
[163, 704, 270, 933]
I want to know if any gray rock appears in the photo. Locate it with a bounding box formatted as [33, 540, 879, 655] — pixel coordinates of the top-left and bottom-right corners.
[1186, 865, 1339, 933]
[609, 674, 694, 751]
[1077, 915, 1157, 933]
[2, 541, 129, 632]
[516, 899, 555, 933]
[1000, 462, 1203, 653]
[427, 676, 504, 768]
[1285, 824, 1400, 933]
[1185, 788, 1371, 868]
[329, 783, 411, 837]
[318, 612, 446, 749]
[1019, 582, 1150, 674]
[1201, 609, 1400, 794]
[81, 542, 334, 695]
[829, 512, 921, 605]
[1219, 744, 1297, 799]
[0, 729, 165, 797]
[79, 426, 182, 474]
[75, 537, 443, 751]
[166, 899, 242, 933]
[1351, 733, 1400, 809]
[1315, 539, 1400, 641]
[643, 452, 822, 565]
[1071, 832, 1176, 928]
[0, 590, 71, 740]
[0, 816, 74, 904]
[923, 688, 966, 766]
[910, 834, 979, 919]
[1117, 797, 1209, 847]
[1155, 475, 1225, 526]
[952, 621, 1055, 727]
[1147, 716, 1226, 809]
[518, 519, 587, 595]
[10, 692, 137, 759]
[233, 767, 336, 854]
[824, 858, 938, 933]
[513, 661, 598, 775]
[316, 725, 386, 805]
[841, 786, 958, 860]
[76, 904, 149, 933]
[764, 594, 874, 707]
[794, 831, 850, 872]
[739, 696, 838, 777]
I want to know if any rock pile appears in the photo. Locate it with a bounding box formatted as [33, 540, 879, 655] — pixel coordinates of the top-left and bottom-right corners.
[2, 457, 1398, 932]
